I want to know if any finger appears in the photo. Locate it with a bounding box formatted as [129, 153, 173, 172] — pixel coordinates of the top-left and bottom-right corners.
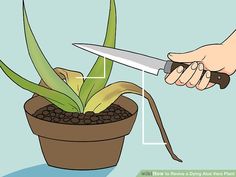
[207, 82, 215, 89]
[196, 71, 211, 91]
[175, 62, 198, 86]
[165, 66, 184, 85]
[186, 63, 204, 88]
[168, 49, 203, 63]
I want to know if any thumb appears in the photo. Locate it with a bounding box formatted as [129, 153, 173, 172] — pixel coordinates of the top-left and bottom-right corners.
[168, 49, 204, 63]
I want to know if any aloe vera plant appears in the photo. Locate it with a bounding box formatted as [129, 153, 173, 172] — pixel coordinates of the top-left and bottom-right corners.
[0, 0, 182, 162]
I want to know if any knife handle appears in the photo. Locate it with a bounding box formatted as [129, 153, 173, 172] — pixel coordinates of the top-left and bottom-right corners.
[170, 62, 230, 89]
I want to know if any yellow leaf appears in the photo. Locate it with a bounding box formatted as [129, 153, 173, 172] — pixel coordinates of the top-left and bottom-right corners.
[85, 81, 182, 162]
[54, 67, 84, 95]
[85, 82, 140, 113]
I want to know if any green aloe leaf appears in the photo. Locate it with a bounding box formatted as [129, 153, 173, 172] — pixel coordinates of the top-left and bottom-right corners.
[79, 0, 117, 106]
[0, 60, 80, 112]
[23, 3, 83, 112]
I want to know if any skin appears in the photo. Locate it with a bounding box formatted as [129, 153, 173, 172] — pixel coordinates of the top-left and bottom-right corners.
[165, 30, 236, 90]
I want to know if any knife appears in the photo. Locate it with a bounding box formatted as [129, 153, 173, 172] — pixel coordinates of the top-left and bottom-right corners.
[73, 43, 230, 89]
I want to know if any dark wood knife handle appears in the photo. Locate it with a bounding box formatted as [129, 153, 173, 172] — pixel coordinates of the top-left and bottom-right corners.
[170, 62, 230, 89]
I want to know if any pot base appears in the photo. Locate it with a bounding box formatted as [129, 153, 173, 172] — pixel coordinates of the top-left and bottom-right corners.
[39, 136, 125, 170]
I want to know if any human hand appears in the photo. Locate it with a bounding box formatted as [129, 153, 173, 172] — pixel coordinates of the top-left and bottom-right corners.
[165, 35, 236, 90]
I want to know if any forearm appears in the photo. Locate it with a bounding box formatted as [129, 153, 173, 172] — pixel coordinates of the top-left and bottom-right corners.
[223, 30, 236, 47]
[223, 30, 236, 72]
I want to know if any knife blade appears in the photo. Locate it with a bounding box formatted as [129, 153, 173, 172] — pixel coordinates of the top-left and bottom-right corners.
[73, 43, 230, 89]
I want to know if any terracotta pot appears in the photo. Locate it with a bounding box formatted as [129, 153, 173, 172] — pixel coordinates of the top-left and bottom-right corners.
[24, 95, 138, 170]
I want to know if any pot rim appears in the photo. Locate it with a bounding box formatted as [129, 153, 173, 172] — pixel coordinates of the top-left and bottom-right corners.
[24, 96, 138, 124]
[24, 96, 138, 142]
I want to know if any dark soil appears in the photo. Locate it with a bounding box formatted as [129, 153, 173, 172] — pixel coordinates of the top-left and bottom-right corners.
[33, 104, 132, 125]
